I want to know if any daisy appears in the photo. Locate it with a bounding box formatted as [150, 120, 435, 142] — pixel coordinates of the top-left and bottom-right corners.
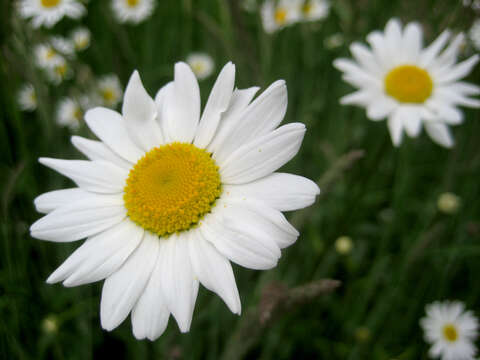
[420, 300, 478, 360]
[111, 0, 155, 24]
[18, 0, 85, 28]
[300, 0, 330, 22]
[261, 0, 301, 34]
[95, 75, 123, 108]
[469, 20, 480, 51]
[34, 43, 62, 69]
[56, 97, 83, 129]
[334, 19, 480, 148]
[71, 27, 91, 51]
[30, 62, 320, 340]
[186, 53, 215, 80]
[45, 57, 72, 84]
[50, 36, 75, 58]
[18, 83, 37, 111]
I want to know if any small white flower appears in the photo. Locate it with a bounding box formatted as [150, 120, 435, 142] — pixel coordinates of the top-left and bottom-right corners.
[334, 19, 480, 148]
[300, 0, 330, 22]
[437, 192, 461, 214]
[420, 300, 478, 360]
[95, 75, 123, 108]
[45, 56, 72, 84]
[71, 27, 91, 51]
[18, 0, 85, 28]
[335, 236, 353, 255]
[56, 97, 83, 129]
[18, 83, 37, 111]
[261, 0, 301, 34]
[50, 36, 75, 58]
[186, 53, 215, 80]
[30, 62, 320, 340]
[111, 0, 155, 24]
[34, 43, 62, 69]
[469, 20, 480, 51]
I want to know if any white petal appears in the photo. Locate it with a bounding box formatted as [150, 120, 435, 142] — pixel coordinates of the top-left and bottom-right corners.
[366, 98, 397, 120]
[402, 22, 422, 62]
[122, 71, 164, 152]
[333, 59, 382, 88]
[34, 188, 92, 214]
[100, 232, 160, 331]
[402, 107, 422, 137]
[425, 122, 454, 148]
[220, 123, 306, 184]
[30, 194, 126, 242]
[213, 80, 288, 165]
[131, 254, 170, 341]
[384, 18, 404, 62]
[85, 107, 144, 163]
[340, 90, 374, 106]
[188, 229, 241, 314]
[436, 55, 479, 84]
[159, 233, 199, 333]
[349, 43, 381, 76]
[194, 62, 236, 149]
[437, 33, 465, 67]
[366, 31, 391, 71]
[162, 62, 200, 143]
[387, 111, 404, 146]
[419, 30, 451, 67]
[39, 158, 128, 193]
[71, 136, 132, 170]
[46, 219, 143, 285]
[223, 172, 319, 212]
[154, 82, 174, 142]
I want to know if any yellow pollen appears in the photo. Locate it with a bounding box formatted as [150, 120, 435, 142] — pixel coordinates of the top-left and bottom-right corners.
[274, 8, 287, 24]
[126, 0, 139, 7]
[385, 65, 433, 103]
[442, 324, 458, 342]
[302, 3, 313, 15]
[41, 0, 61, 8]
[124, 143, 222, 237]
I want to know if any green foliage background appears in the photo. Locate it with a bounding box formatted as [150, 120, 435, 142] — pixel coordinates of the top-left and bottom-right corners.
[1, 0, 479, 359]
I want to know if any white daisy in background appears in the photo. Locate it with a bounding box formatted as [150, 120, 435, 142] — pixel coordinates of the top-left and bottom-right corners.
[34, 43, 63, 69]
[261, 0, 301, 34]
[420, 300, 478, 360]
[186, 53, 215, 80]
[334, 19, 480, 148]
[30, 62, 320, 340]
[95, 75, 123, 108]
[71, 27, 91, 51]
[50, 36, 76, 58]
[18, 83, 37, 111]
[56, 97, 83, 130]
[111, 0, 155, 24]
[45, 57, 72, 84]
[18, 0, 85, 28]
[469, 19, 480, 51]
[437, 192, 461, 214]
[300, 0, 330, 22]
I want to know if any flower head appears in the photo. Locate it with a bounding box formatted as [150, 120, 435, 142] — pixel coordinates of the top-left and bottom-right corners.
[18, 83, 37, 111]
[334, 19, 480, 148]
[469, 20, 480, 51]
[94, 74, 123, 108]
[335, 236, 353, 255]
[261, 0, 301, 34]
[420, 300, 478, 360]
[18, 0, 85, 28]
[111, 0, 155, 24]
[437, 192, 461, 214]
[71, 27, 91, 51]
[56, 97, 83, 129]
[300, 0, 330, 22]
[30, 62, 320, 340]
[186, 53, 215, 80]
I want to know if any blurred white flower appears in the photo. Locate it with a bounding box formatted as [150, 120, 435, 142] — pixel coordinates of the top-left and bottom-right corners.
[34, 43, 62, 69]
[41, 314, 59, 334]
[334, 19, 480, 148]
[18, 0, 85, 28]
[469, 20, 480, 51]
[56, 97, 82, 129]
[112, 0, 155, 24]
[71, 27, 91, 52]
[261, 0, 301, 34]
[186, 53, 215, 80]
[50, 36, 76, 58]
[46, 57, 72, 84]
[420, 300, 478, 360]
[300, 0, 330, 22]
[96, 74, 123, 108]
[437, 192, 461, 214]
[335, 236, 353, 255]
[325, 33, 345, 49]
[18, 83, 37, 111]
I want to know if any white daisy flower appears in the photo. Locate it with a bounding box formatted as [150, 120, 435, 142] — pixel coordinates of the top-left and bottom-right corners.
[18, 83, 37, 111]
[45, 56, 72, 84]
[30, 62, 320, 340]
[469, 20, 480, 51]
[71, 27, 91, 51]
[111, 0, 155, 24]
[334, 19, 480, 148]
[420, 300, 478, 360]
[18, 0, 85, 28]
[300, 0, 330, 22]
[95, 74, 123, 108]
[261, 0, 301, 34]
[34, 43, 62, 69]
[186, 53, 215, 80]
[50, 36, 75, 58]
[56, 97, 83, 129]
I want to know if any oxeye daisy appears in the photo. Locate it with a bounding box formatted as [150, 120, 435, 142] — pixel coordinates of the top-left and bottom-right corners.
[18, 83, 37, 111]
[186, 53, 215, 80]
[469, 19, 480, 51]
[46, 57, 72, 84]
[300, 0, 330, 22]
[261, 0, 301, 34]
[30, 62, 320, 340]
[70, 27, 91, 52]
[95, 75, 123, 108]
[420, 300, 478, 360]
[18, 0, 86, 28]
[334, 19, 480, 148]
[111, 0, 155, 24]
[34, 43, 62, 69]
[56, 97, 83, 130]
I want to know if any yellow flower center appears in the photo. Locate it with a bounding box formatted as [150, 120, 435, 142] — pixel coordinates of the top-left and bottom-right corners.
[124, 143, 222, 237]
[192, 62, 205, 75]
[73, 107, 82, 122]
[126, 0, 139, 7]
[442, 324, 458, 342]
[384, 65, 433, 103]
[46, 48, 57, 59]
[101, 89, 115, 102]
[302, 3, 313, 15]
[274, 8, 287, 24]
[55, 63, 67, 77]
[41, 0, 61, 8]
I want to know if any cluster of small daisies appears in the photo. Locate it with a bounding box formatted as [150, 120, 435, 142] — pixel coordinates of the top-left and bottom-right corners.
[261, 0, 330, 34]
